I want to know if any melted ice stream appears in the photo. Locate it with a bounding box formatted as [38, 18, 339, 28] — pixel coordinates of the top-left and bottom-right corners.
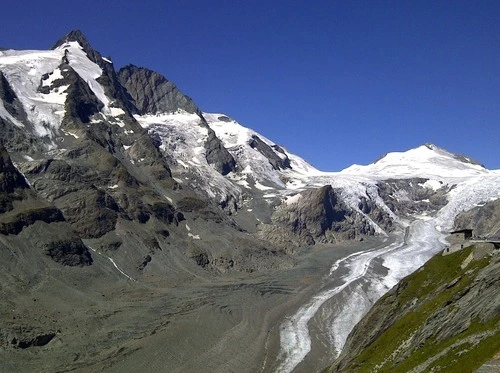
[274, 174, 500, 373]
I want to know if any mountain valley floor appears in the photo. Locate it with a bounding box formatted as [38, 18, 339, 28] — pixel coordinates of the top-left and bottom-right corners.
[0, 234, 387, 373]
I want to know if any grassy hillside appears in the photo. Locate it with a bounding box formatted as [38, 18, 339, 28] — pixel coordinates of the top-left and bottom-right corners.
[326, 245, 500, 373]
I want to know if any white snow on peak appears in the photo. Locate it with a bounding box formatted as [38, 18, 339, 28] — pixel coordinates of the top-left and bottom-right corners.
[340, 144, 487, 179]
[204, 112, 318, 187]
[55, 41, 113, 114]
[0, 48, 66, 137]
[0, 40, 122, 141]
[134, 110, 241, 202]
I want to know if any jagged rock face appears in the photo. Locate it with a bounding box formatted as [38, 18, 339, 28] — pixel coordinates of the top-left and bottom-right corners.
[60, 65, 104, 124]
[53, 30, 133, 114]
[327, 247, 500, 373]
[117, 65, 199, 115]
[18, 140, 179, 239]
[377, 178, 449, 217]
[0, 143, 92, 266]
[0, 72, 22, 118]
[262, 185, 376, 247]
[52, 30, 102, 65]
[454, 199, 500, 238]
[0, 143, 29, 196]
[249, 135, 291, 170]
[0, 73, 42, 153]
[203, 124, 237, 175]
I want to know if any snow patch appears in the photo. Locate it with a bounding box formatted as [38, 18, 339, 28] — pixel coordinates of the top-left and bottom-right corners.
[109, 107, 125, 116]
[285, 193, 302, 205]
[420, 179, 443, 191]
[254, 181, 273, 191]
[61, 129, 79, 139]
[41, 68, 63, 87]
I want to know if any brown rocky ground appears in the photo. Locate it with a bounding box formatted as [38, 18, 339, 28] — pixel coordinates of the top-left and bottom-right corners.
[0, 234, 381, 373]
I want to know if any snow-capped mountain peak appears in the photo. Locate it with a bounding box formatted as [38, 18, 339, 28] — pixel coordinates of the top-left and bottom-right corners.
[0, 30, 127, 145]
[340, 143, 487, 179]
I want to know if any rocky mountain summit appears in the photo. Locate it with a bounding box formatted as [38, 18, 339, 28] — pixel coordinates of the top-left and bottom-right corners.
[0, 30, 499, 372]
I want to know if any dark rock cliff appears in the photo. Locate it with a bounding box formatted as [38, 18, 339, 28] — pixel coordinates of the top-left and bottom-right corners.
[248, 135, 291, 171]
[0, 143, 92, 266]
[117, 64, 199, 115]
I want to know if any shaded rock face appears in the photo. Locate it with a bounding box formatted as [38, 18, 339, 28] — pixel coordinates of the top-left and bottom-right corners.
[12, 332, 56, 349]
[0, 74, 41, 153]
[0, 207, 65, 235]
[7, 326, 57, 350]
[60, 64, 104, 124]
[203, 123, 237, 175]
[454, 198, 500, 238]
[38, 229, 93, 266]
[117, 65, 199, 115]
[357, 195, 394, 233]
[249, 135, 291, 171]
[0, 72, 22, 118]
[327, 247, 500, 373]
[262, 185, 376, 247]
[0, 144, 92, 266]
[0, 143, 29, 196]
[19, 142, 181, 239]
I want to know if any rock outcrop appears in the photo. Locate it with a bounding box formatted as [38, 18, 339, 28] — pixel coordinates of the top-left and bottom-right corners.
[0, 143, 92, 266]
[53, 30, 134, 115]
[117, 65, 199, 115]
[248, 135, 291, 171]
[118, 65, 236, 175]
[261, 185, 379, 248]
[377, 178, 449, 217]
[454, 198, 500, 238]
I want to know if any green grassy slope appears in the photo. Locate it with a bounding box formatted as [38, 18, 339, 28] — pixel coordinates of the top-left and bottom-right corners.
[326, 246, 500, 373]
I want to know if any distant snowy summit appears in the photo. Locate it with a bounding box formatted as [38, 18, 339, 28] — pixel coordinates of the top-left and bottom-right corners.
[340, 143, 488, 179]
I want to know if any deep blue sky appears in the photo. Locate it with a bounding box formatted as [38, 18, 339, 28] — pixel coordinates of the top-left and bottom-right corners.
[2, 1, 499, 170]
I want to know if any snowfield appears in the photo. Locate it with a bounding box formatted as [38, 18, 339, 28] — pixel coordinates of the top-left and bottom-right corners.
[0, 41, 126, 141]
